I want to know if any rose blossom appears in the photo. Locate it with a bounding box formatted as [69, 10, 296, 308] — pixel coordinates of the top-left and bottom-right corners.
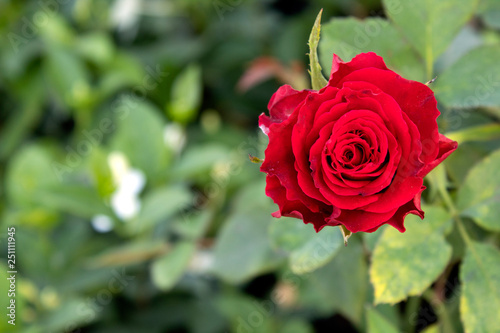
[259, 52, 457, 233]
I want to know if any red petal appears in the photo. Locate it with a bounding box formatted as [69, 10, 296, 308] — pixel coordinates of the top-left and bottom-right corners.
[261, 100, 330, 214]
[385, 186, 426, 232]
[417, 133, 458, 177]
[259, 85, 310, 133]
[330, 208, 398, 233]
[328, 53, 389, 87]
[336, 68, 440, 164]
[265, 175, 338, 231]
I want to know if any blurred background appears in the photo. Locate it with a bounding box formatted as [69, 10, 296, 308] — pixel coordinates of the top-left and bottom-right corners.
[0, 0, 499, 332]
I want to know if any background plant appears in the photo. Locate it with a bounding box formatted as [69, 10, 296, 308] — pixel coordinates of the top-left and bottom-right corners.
[0, 0, 499, 332]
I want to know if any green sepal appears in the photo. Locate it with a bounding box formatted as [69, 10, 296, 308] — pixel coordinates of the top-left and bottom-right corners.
[308, 9, 328, 91]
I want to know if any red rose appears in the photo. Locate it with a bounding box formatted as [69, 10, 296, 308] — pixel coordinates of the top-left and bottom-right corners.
[259, 52, 457, 233]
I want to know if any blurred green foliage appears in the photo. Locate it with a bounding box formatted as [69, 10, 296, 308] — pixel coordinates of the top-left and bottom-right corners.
[0, 0, 500, 332]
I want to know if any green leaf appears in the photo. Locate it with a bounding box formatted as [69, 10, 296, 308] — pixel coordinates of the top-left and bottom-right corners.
[289, 226, 343, 275]
[269, 218, 315, 253]
[44, 46, 91, 109]
[0, 263, 26, 332]
[172, 210, 213, 240]
[370, 207, 452, 304]
[362, 228, 384, 253]
[128, 185, 192, 233]
[6, 144, 60, 208]
[39, 298, 96, 332]
[478, 0, 500, 30]
[421, 324, 439, 333]
[75, 32, 115, 67]
[172, 144, 231, 180]
[110, 97, 172, 183]
[444, 142, 490, 185]
[212, 182, 285, 283]
[460, 242, 500, 333]
[167, 64, 202, 124]
[320, 17, 424, 81]
[88, 147, 115, 200]
[89, 241, 168, 268]
[216, 293, 275, 333]
[433, 46, 500, 108]
[366, 307, 399, 333]
[279, 320, 314, 333]
[151, 242, 196, 291]
[308, 236, 368, 327]
[308, 9, 328, 90]
[269, 206, 343, 275]
[445, 124, 500, 144]
[457, 148, 500, 231]
[38, 184, 112, 218]
[0, 71, 44, 160]
[383, 0, 479, 78]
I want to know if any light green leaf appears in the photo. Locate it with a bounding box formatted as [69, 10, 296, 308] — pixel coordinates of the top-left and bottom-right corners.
[320, 17, 424, 81]
[370, 208, 452, 304]
[212, 182, 284, 283]
[457, 148, 500, 231]
[110, 97, 172, 182]
[421, 324, 439, 333]
[151, 242, 196, 291]
[383, 0, 479, 78]
[289, 226, 343, 275]
[0, 263, 26, 332]
[44, 46, 91, 109]
[433, 46, 500, 108]
[6, 144, 60, 208]
[89, 241, 168, 268]
[167, 64, 202, 124]
[366, 307, 399, 333]
[445, 124, 500, 144]
[75, 32, 115, 66]
[308, 9, 328, 90]
[460, 242, 500, 333]
[88, 147, 115, 200]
